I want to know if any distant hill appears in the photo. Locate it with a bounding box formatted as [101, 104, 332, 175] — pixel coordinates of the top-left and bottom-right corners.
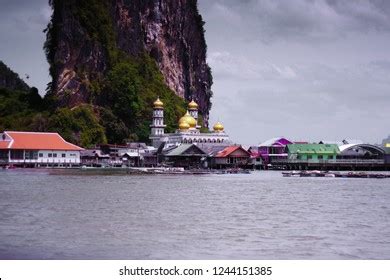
[0, 61, 30, 92]
[0, 61, 46, 133]
[0, 61, 109, 148]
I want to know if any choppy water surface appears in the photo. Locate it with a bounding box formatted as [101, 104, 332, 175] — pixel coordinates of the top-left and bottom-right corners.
[0, 169, 389, 259]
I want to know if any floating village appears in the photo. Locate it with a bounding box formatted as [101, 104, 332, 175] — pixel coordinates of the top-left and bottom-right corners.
[1, 97, 390, 177]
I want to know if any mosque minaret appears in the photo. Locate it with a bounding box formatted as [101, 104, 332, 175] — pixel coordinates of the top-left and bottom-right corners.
[188, 100, 201, 129]
[150, 97, 166, 137]
[149, 97, 231, 148]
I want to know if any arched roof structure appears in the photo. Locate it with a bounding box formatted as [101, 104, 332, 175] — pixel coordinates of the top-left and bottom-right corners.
[339, 144, 385, 157]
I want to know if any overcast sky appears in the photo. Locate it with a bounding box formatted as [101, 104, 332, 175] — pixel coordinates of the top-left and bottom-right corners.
[1, 0, 389, 145]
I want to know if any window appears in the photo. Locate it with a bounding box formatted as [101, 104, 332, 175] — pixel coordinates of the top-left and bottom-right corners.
[39, 153, 43, 157]
[0, 150, 8, 160]
[53, 153, 57, 158]
[48, 153, 52, 157]
[10, 150, 24, 160]
[62, 153, 66, 158]
[25, 151, 38, 160]
[308, 155, 312, 160]
[318, 155, 323, 159]
[297, 155, 301, 160]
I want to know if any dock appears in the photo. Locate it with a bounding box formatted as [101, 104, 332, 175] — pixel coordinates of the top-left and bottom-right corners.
[282, 170, 390, 178]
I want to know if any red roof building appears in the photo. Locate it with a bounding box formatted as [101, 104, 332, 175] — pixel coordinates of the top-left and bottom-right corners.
[212, 145, 251, 168]
[2, 131, 83, 150]
[0, 131, 83, 167]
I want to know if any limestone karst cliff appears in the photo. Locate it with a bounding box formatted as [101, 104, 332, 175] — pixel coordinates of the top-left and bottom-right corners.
[45, 0, 213, 130]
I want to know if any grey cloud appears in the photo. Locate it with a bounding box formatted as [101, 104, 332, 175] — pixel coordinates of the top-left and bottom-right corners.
[0, 0, 50, 94]
[200, 0, 390, 44]
[208, 51, 299, 81]
[0, 0, 389, 144]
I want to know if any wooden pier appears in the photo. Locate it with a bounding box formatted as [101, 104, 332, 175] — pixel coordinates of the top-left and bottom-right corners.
[271, 159, 390, 171]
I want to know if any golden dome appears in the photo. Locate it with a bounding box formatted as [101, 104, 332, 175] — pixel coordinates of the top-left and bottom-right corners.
[179, 111, 197, 128]
[188, 99, 198, 110]
[179, 121, 190, 130]
[153, 97, 164, 108]
[213, 122, 224, 132]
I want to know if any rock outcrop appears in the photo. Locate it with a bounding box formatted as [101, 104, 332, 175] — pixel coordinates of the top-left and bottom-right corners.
[45, 0, 212, 124]
[0, 61, 30, 92]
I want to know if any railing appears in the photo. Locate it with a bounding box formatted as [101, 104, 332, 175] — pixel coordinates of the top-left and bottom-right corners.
[332, 159, 384, 164]
[271, 159, 385, 165]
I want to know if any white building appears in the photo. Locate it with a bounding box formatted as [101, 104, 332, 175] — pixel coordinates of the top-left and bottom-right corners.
[0, 131, 83, 167]
[149, 98, 231, 148]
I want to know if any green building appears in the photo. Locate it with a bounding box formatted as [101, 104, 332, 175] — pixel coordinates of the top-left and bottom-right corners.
[286, 144, 339, 162]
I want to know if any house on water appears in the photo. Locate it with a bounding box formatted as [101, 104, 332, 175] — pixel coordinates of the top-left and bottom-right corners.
[0, 131, 83, 167]
[210, 145, 251, 169]
[255, 137, 293, 168]
[286, 143, 339, 162]
[163, 144, 207, 168]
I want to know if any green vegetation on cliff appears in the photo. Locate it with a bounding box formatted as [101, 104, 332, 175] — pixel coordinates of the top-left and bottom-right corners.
[0, 61, 30, 92]
[0, 87, 106, 148]
[0, 61, 48, 133]
[0, 87, 44, 132]
[1, 0, 208, 148]
[43, 0, 204, 146]
[0, 55, 195, 148]
[98, 54, 187, 142]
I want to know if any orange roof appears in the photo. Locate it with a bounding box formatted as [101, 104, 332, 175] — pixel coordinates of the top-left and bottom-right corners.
[216, 146, 250, 158]
[4, 131, 83, 151]
[0, 141, 11, 149]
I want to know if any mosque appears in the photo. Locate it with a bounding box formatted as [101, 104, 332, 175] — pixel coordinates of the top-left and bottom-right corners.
[149, 97, 231, 148]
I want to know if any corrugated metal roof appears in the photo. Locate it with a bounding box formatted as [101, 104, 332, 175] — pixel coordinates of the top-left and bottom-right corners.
[287, 143, 339, 154]
[126, 142, 147, 149]
[339, 144, 386, 154]
[197, 144, 229, 156]
[215, 146, 250, 158]
[338, 144, 359, 152]
[81, 149, 110, 158]
[259, 137, 283, 147]
[165, 144, 206, 156]
[259, 137, 292, 147]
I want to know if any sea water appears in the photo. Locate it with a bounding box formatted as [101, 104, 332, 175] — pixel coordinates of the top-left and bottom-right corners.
[0, 169, 389, 259]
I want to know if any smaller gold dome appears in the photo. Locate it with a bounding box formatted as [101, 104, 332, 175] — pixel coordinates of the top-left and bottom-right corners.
[188, 99, 198, 110]
[179, 121, 190, 130]
[153, 97, 164, 108]
[179, 111, 197, 128]
[213, 122, 224, 132]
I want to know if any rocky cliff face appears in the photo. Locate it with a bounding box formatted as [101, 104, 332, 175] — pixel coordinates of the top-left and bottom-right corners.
[45, 0, 212, 124]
